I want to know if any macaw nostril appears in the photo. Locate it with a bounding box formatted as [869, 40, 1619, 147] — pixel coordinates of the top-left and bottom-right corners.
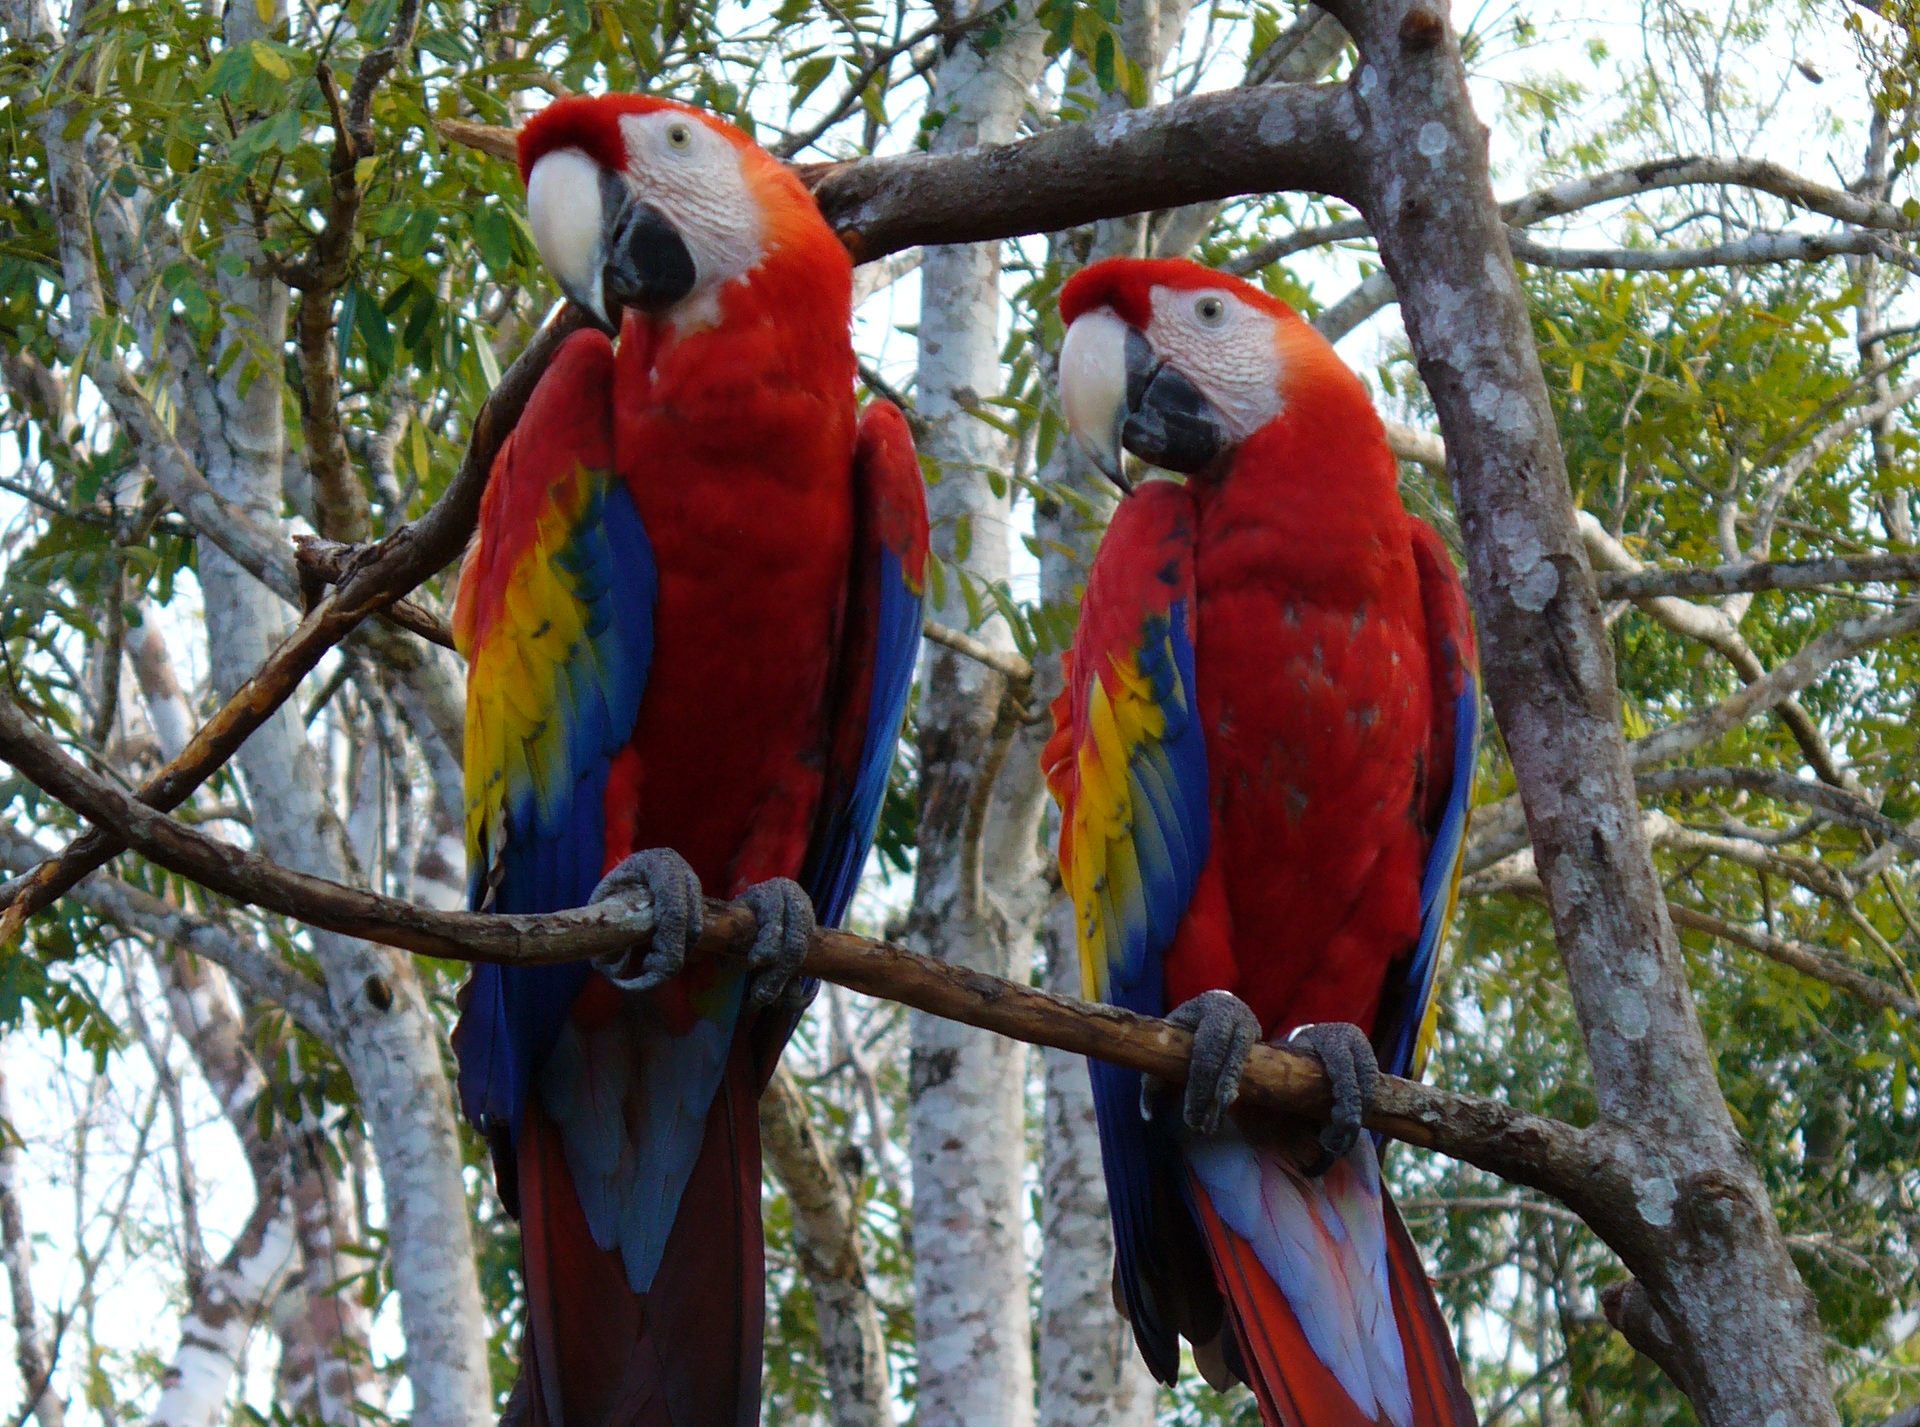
[604, 204, 696, 315]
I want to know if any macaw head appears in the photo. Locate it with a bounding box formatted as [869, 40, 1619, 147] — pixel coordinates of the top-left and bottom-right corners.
[1057, 257, 1363, 492]
[517, 94, 838, 335]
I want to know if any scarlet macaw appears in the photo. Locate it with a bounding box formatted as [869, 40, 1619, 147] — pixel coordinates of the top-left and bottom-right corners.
[1044, 257, 1480, 1427]
[451, 95, 927, 1426]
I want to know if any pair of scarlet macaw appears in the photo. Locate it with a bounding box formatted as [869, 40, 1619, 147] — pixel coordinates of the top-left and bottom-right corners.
[452, 93, 1481, 1427]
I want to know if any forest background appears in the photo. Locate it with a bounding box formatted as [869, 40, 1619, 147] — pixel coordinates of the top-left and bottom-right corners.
[0, 0, 1916, 1423]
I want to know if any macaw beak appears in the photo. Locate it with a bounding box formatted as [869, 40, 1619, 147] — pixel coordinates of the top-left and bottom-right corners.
[1058, 309, 1229, 494]
[527, 151, 697, 336]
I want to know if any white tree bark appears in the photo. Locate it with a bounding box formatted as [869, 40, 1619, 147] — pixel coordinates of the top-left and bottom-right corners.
[0, 1055, 66, 1427]
[148, 1185, 297, 1427]
[906, 11, 1052, 1427]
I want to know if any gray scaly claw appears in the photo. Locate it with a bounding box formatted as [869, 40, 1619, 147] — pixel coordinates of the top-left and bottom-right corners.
[1288, 1021, 1380, 1175]
[588, 848, 705, 993]
[740, 877, 817, 1015]
[1162, 989, 1263, 1135]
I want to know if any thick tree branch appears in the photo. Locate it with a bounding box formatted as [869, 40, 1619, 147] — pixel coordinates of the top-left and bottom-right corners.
[0, 308, 586, 946]
[445, 82, 1363, 262]
[1335, 0, 1838, 1416]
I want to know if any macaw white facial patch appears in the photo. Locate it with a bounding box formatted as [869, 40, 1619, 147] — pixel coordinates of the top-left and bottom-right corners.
[1145, 285, 1287, 443]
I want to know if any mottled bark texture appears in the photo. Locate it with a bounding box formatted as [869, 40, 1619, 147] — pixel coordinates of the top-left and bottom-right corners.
[906, 10, 1053, 1426]
[1328, 0, 1839, 1420]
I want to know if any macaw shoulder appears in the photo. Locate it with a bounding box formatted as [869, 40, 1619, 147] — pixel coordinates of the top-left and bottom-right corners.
[855, 400, 929, 579]
[1078, 479, 1199, 652]
[452, 328, 617, 657]
[1407, 515, 1477, 683]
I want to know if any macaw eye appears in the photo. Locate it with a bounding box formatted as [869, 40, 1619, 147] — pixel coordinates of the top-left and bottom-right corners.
[666, 121, 693, 151]
[1194, 295, 1227, 327]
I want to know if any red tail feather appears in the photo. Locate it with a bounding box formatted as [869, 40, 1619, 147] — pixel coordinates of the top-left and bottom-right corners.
[1190, 1178, 1478, 1427]
[517, 1039, 764, 1426]
[1383, 1193, 1478, 1427]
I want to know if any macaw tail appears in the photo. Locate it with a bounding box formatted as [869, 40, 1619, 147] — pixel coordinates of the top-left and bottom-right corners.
[515, 1038, 763, 1427]
[1185, 1132, 1477, 1427]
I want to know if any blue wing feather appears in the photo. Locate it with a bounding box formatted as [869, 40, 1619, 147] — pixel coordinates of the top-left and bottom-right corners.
[454, 477, 656, 1148]
[802, 546, 923, 925]
[1045, 483, 1211, 1383]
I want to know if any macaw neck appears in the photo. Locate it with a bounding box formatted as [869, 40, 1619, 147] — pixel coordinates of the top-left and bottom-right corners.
[611, 242, 854, 393]
[608, 243, 857, 467]
[1189, 389, 1408, 595]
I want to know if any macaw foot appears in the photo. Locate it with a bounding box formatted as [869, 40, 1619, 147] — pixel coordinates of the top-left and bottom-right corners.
[740, 877, 818, 1016]
[1288, 1021, 1380, 1176]
[587, 848, 705, 993]
[1160, 990, 1263, 1135]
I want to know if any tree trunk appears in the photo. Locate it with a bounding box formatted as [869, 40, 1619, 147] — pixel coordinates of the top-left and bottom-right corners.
[906, 9, 1052, 1427]
[1335, 1, 1840, 1419]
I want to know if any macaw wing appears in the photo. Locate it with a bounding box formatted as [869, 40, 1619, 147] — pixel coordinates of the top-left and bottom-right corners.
[448, 327, 657, 1190]
[755, 401, 928, 1078]
[1042, 479, 1212, 1382]
[1375, 517, 1480, 1084]
[800, 399, 929, 927]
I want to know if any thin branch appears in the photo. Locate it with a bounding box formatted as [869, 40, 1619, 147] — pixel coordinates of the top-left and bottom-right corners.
[1664, 904, 1920, 1020]
[294, 537, 455, 649]
[0, 308, 587, 946]
[922, 619, 1033, 686]
[1631, 600, 1920, 768]
[0, 825, 332, 1036]
[1464, 841, 1918, 1021]
[1508, 228, 1920, 275]
[1637, 767, 1920, 860]
[1232, 152, 1919, 275]
[1595, 550, 1920, 601]
[771, 0, 1020, 160]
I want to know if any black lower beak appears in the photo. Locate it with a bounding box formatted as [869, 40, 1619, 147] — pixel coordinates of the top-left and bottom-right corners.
[1123, 351, 1227, 476]
[603, 202, 697, 319]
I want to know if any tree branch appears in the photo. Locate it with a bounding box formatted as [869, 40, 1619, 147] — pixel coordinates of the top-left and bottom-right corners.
[444, 82, 1364, 262]
[1231, 152, 1919, 275]
[1508, 228, 1920, 275]
[1594, 550, 1920, 601]
[0, 687, 1640, 1236]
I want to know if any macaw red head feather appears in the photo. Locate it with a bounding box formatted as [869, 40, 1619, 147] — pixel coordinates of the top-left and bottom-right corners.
[517, 94, 749, 186]
[1061, 257, 1300, 331]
